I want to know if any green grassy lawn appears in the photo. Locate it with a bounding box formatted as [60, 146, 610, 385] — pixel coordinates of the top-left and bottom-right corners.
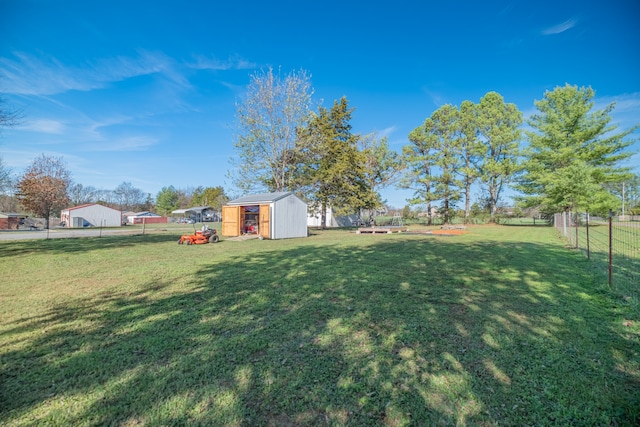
[1, 226, 638, 426]
[563, 221, 640, 307]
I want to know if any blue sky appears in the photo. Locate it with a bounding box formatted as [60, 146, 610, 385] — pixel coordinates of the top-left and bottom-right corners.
[1, 0, 639, 208]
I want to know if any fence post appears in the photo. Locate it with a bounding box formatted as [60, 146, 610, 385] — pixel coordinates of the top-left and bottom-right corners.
[608, 210, 613, 289]
[562, 211, 567, 236]
[575, 212, 579, 249]
[585, 212, 590, 260]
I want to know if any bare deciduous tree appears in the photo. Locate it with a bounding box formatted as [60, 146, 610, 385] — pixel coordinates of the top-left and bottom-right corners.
[113, 181, 146, 211]
[0, 93, 22, 196]
[69, 183, 99, 206]
[0, 93, 23, 130]
[231, 67, 315, 193]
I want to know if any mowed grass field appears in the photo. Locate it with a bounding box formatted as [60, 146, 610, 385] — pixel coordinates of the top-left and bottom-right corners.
[1, 226, 638, 426]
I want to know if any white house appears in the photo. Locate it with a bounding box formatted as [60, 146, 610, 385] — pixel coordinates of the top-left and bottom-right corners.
[307, 206, 361, 228]
[222, 192, 307, 239]
[126, 211, 166, 225]
[60, 203, 122, 228]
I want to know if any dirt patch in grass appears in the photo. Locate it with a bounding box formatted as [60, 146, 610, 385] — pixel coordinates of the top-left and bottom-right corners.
[430, 229, 468, 235]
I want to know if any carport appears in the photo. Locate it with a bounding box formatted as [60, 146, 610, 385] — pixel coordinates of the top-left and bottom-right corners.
[171, 206, 213, 223]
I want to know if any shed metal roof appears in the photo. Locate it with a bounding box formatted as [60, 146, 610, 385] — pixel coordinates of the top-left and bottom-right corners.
[132, 211, 161, 217]
[227, 192, 298, 205]
[62, 203, 121, 213]
[171, 206, 211, 215]
[0, 212, 26, 218]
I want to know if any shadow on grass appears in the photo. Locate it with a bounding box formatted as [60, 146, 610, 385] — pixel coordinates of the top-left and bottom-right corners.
[1, 235, 639, 425]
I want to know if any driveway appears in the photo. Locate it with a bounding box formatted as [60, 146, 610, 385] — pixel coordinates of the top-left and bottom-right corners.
[0, 227, 143, 241]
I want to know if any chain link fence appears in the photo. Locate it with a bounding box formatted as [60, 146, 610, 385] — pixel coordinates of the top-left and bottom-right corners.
[554, 212, 639, 311]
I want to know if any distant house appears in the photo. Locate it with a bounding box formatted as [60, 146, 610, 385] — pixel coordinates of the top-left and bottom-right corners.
[0, 212, 26, 230]
[222, 192, 307, 239]
[307, 206, 388, 228]
[126, 211, 167, 225]
[60, 204, 122, 228]
[307, 206, 360, 228]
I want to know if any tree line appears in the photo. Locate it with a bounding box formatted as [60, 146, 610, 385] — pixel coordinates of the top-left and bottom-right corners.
[1, 70, 638, 228]
[232, 69, 637, 226]
[0, 151, 230, 228]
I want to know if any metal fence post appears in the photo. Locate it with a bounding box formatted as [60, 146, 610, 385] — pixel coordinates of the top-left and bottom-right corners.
[608, 210, 613, 289]
[575, 212, 579, 249]
[585, 212, 590, 260]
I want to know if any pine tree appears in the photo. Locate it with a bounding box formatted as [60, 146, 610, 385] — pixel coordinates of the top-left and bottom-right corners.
[297, 97, 373, 228]
[403, 105, 463, 224]
[516, 84, 636, 215]
[475, 92, 522, 222]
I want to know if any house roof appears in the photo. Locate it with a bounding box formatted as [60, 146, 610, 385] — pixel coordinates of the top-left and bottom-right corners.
[132, 211, 161, 217]
[63, 203, 121, 213]
[227, 192, 298, 205]
[171, 206, 211, 215]
[0, 212, 26, 218]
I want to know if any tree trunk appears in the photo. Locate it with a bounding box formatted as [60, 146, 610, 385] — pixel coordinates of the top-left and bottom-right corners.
[464, 183, 471, 223]
[443, 197, 450, 225]
[321, 201, 327, 230]
[488, 181, 498, 223]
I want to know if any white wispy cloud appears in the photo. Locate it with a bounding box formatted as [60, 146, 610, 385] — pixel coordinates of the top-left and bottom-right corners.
[73, 114, 162, 152]
[83, 135, 158, 152]
[595, 92, 640, 132]
[21, 118, 66, 134]
[421, 87, 447, 107]
[0, 50, 189, 96]
[378, 126, 397, 139]
[188, 54, 256, 71]
[541, 17, 579, 35]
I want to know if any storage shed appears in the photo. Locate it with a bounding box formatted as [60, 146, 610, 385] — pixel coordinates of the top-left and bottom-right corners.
[222, 192, 307, 240]
[60, 203, 122, 228]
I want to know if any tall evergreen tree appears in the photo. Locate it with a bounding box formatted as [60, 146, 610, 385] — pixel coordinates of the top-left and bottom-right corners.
[155, 186, 179, 216]
[401, 121, 439, 225]
[297, 97, 373, 228]
[516, 84, 636, 215]
[403, 105, 463, 224]
[429, 105, 463, 224]
[457, 100, 481, 222]
[475, 92, 522, 222]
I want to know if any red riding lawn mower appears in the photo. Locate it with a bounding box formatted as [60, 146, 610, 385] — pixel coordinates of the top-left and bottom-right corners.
[178, 226, 220, 245]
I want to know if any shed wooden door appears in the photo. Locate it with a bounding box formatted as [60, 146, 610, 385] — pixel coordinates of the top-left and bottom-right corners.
[259, 204, 270, 239]
[222, 205, 241, 236]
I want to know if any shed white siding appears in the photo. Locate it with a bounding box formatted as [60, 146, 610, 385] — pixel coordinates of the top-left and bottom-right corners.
[272, 193, 308, 239]
[61, 204, 122, 227]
